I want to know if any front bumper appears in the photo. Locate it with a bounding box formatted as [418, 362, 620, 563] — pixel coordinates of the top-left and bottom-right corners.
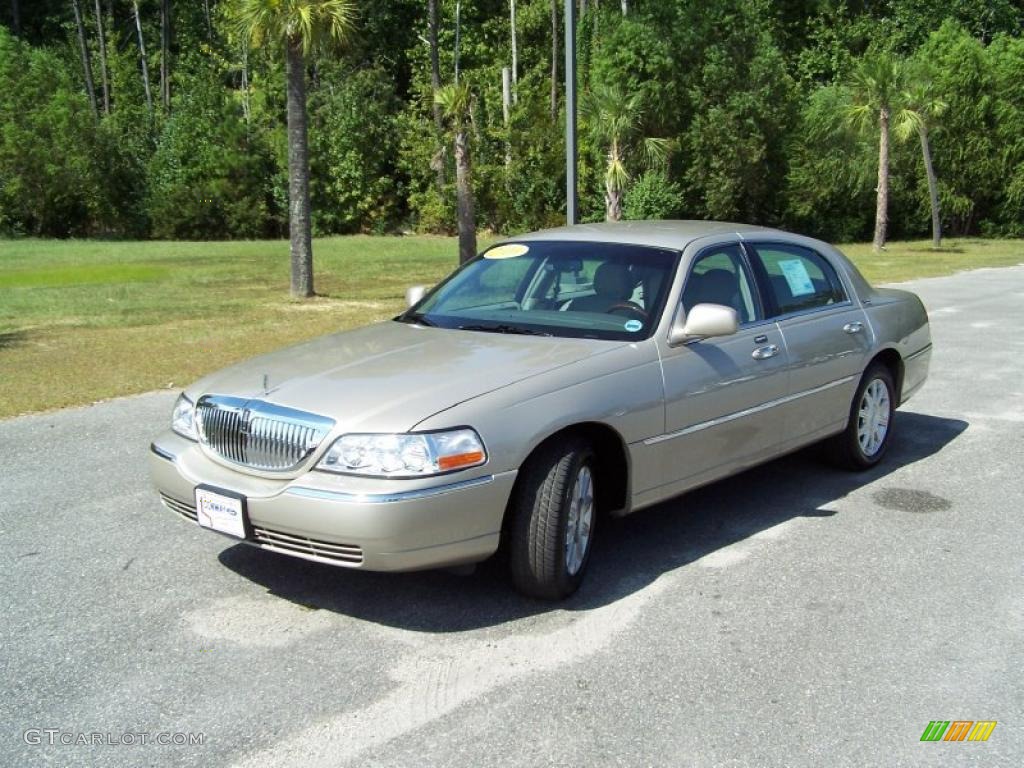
[149, 432, 516, 571]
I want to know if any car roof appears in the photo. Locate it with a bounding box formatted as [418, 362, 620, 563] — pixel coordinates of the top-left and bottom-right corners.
[499, 219, 876, 299]
[508, 220, 782, 252]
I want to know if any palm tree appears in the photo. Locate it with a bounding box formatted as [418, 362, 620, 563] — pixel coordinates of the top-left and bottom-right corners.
[845, 53, 905, 252]
[583, 83, 668, 221]
[895, 79, 947, 248]
[435, 83, 476, 265]
[234, 0, 354, 298]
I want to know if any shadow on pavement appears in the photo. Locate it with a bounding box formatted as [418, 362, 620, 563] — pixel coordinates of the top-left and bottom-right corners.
[218, 411, 967, 632]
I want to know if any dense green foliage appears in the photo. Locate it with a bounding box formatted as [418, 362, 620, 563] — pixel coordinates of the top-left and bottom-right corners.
[0, 1, 1021, 241]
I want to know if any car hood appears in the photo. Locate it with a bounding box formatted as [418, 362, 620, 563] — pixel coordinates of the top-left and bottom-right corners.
[186, 321, 617, 433]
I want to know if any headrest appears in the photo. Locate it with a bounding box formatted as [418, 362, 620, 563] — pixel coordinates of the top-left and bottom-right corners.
[593, 262, 633, 300]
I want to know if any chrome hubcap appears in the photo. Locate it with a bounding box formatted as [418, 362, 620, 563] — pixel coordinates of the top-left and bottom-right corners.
[857, 378, 891, 457]
[565, 465, 594, 576]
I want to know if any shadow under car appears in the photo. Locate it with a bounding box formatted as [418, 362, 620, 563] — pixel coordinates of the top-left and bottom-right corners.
[217, 410, 968, 631]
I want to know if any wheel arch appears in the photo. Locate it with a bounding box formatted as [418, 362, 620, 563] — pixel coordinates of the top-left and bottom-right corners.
[868, 347, 905, 402]
[506, 421, 632, 524]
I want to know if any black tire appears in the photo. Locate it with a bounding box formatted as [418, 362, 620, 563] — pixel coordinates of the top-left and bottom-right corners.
[827, 362, 897, 470]
[509, 437, 597, 600]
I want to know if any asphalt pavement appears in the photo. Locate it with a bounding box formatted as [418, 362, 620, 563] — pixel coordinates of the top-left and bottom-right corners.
[2, 265, 1022, 767]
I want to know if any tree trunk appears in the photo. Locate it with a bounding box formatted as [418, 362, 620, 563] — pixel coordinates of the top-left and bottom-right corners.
[10, 0, 19, 35]
[160, 0, 171, 112]
[621, 0, 628, 15]
[454, 129, 477, 265]
[872, 106, 889, 252]
[202, 0, 212, 42]
[428, 0, 445, 189]
[602, 140, 618, 221]
[605, 180, 622, 221]
[510, 0, 518, 102]
[550, 0, 558, 121]
[240, 42, 250, 124]
[131, 1, 153, 115]
[71, 0, 98, 118]
[286, 40, 315, 298]
[454, 1, 461, 84]
[502, 67, 511, 125]
[919, 124, 942, 248]
[502, 66, 512, 169]
[93, 0, 110, 114]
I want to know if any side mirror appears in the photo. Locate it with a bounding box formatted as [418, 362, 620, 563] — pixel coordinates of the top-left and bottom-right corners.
[405, 285, 427, 308]
[668, 303, 739, 345]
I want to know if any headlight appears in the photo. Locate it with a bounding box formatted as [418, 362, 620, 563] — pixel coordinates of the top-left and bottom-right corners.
[316, 428, 487, 477]
[171, 394, 198, 441]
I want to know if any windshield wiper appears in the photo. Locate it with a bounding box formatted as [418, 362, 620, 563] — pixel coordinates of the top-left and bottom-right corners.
[457, 323, 552, 337]
[395, 313, 437, 327]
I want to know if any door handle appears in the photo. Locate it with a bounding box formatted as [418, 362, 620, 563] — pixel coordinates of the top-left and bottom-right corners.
[843, 321, 864, 334]
[752, 344, 779, 360]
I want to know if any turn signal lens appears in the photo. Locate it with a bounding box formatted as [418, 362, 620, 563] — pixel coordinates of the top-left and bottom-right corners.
[438, 451, 486, 471]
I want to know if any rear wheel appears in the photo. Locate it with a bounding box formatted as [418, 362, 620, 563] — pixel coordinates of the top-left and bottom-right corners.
[509, 438, 596, 600]
[828, 362, 896, 470]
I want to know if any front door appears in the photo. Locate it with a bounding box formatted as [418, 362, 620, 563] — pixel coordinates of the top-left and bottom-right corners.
[654, 243, 790, 491]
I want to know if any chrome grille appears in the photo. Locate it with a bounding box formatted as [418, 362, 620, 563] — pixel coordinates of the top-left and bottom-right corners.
[252, 527, 364, 565]
[195, 395, 335, 472]
[158, 492, 363, 566]
[160, 493, 198, 522]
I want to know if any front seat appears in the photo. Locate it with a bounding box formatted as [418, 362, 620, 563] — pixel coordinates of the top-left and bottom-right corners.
[568, 263, 635, 313]
[682, 268, 746, 322]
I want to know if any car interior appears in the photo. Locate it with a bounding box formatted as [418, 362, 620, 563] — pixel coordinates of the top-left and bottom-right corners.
[681, 249, 758, 324]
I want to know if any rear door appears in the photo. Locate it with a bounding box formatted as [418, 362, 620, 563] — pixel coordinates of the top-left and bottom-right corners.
[654, 242, 790, 490]
[744, 241, 872, 442]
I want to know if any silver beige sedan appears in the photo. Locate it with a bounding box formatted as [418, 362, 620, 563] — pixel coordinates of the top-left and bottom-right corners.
[150, 221, 931, 599]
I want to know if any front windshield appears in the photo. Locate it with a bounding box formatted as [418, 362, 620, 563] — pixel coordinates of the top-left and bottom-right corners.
[399, 240, 680, 341]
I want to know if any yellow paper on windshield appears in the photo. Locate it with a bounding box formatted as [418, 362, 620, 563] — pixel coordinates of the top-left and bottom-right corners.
[485, 244, 529, 259]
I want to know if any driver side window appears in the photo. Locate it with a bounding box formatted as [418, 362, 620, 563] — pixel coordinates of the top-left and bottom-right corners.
[681, 244, 761, 325]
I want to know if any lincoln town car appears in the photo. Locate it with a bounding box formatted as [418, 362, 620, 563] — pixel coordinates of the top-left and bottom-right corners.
[150, 221, 931, 598]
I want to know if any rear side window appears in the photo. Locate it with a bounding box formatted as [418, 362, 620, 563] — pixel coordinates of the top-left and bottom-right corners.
[749, 243, 847, 316]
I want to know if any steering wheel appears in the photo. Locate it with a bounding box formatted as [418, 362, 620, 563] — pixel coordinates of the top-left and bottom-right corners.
[607, 301, 648, 321]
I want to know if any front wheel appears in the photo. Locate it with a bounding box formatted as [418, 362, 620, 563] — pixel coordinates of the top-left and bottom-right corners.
[828, 362, 896, 470]
[509, 438, 597, 600]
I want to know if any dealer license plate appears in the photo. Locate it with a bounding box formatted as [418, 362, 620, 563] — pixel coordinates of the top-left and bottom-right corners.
[195, 486, 248, 539]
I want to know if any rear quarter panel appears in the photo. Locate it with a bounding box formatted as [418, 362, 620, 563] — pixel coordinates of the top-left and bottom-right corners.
[864, 287, 932, 403]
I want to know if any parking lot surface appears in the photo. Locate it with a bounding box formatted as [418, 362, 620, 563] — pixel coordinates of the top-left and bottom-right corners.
[2, 266, 1022, 767]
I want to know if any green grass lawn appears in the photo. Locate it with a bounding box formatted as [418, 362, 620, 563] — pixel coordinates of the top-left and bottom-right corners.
[1, 235, 1022, 418]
